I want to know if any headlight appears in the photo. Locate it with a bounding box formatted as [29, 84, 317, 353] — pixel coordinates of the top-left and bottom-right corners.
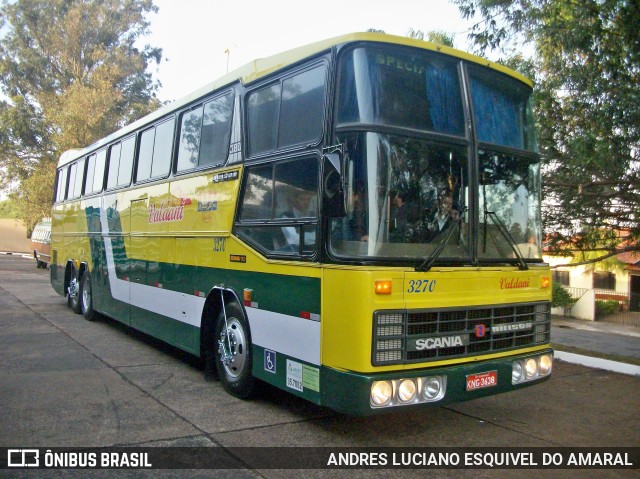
[370, 376, 447, 408]
[513, 354, 553, 384]
[525, 358, 538, 379]
[424, 377, 443, 400]
[512, 361, 523, 383]
[370, 381, 393, 407]
[539, 354, 553, 375]
[398, 379, 417, 403]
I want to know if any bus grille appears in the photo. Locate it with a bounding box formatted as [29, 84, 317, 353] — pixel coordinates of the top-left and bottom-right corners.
[372, 302, 551, 366]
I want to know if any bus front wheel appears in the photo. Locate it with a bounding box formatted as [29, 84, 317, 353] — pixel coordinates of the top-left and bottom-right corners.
[215, 303, 255, 399]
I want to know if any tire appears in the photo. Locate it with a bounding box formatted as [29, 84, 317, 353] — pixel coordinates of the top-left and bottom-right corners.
[215, 303, 255, 399]
[68, 270, 82, 314]
[80, 272, 97, 321]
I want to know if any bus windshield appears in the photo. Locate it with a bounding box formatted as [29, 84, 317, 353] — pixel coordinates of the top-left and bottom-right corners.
[330, 132, 470, 262]
[330, 44, 541, 264]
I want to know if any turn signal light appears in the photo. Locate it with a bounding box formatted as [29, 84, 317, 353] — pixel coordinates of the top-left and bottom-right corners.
[541, 277, 551, 288]
[375, 280, 392, 295]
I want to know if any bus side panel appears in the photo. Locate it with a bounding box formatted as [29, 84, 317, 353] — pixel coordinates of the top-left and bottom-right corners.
[98, 192, 131, 326]
[50, 203, 65, 296]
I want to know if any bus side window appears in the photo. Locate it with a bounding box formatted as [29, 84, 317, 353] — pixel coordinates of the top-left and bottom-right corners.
[85, 154, 97, 195]
[236, 157, 318, 256]
[55, 167, 68, 202]
[200, 93, 233, 167]
[177, 106, 204, 172]
[247, 64, 326, 157]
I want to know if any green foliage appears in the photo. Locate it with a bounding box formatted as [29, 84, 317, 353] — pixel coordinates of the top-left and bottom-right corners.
[0, 0, 162, 229]
[551, 281, 575, 309]
[453, 0, 640, 255]
[595, 300, 620, 318]
[0, 199, 19, 219]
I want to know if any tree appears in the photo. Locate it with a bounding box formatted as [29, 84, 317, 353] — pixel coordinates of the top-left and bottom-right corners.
[452, 0, 640, 259]
[0, 0, 162, 230]
[407, 28, 455, 47]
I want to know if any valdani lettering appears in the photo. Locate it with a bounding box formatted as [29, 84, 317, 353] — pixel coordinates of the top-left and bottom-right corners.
[500, 277, 530, 289]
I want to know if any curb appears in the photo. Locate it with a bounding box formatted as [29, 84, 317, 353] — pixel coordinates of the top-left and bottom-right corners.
[554, 350, 640, 376]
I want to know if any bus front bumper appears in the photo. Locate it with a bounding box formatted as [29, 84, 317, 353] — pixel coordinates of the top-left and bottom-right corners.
[321, 348, 553, 415]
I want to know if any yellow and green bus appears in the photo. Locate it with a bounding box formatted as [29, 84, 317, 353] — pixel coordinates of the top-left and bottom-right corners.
[50, 32, 552, 415]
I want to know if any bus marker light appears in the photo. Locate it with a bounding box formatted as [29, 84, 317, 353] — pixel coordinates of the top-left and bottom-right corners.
[375, 280, 392, 295]
[541, 277, 551, 288]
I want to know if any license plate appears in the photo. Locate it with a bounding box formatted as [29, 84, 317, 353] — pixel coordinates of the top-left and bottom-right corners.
[466, 371, 498, 391]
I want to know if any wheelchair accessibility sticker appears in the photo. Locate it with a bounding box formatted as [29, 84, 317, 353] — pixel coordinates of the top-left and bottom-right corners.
[264, 349, 276, 374]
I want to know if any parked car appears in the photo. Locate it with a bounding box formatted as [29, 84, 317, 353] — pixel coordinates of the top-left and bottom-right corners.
[30, 218, 51, 268]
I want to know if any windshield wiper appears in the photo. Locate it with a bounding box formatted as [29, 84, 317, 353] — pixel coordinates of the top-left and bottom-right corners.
[415, 218, 461, 272]
[484, 210, 529, 271]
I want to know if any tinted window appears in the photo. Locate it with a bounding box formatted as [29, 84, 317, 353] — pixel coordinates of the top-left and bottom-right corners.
[107, 143, 122, 189]
[56, 168, 68, 202]
[177, 106, 204, 171]
[137, 117, 176, 182]
[247, 65, 326, 156]
[279, 67, 326, 147]
[237, 157, 318, 255]
[137, 127, 155, 182]
[85, 155, 96, 194]
[337, 46, 465, 136]
[469, 67, 537, 151]
[117, 136, 135, 186]
[93, 149, 107, 193]
[200, 94, 233, 167]
[67, 163, 78, 199]
[247, 84, 279, 155]
[151, 118, 175, 177]
[73, 158, 85, 198]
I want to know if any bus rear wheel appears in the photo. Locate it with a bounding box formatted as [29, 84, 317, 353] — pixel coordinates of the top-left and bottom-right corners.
[68, 268, 82, 314]
[80, 272, 97, 321]
[215, 303, 255, 399]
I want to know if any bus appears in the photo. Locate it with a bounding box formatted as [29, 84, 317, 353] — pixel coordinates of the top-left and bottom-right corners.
[31, 218, 51, 268]
[50, 33, 552, 415]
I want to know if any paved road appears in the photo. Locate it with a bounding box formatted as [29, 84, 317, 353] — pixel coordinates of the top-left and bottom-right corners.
[552, 324, 640, 360]
[1, 254, 639, 478]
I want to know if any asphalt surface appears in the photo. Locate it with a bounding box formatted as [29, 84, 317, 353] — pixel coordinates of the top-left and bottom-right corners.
[1, 252, 639, 478]
[552, 319, 640, 360]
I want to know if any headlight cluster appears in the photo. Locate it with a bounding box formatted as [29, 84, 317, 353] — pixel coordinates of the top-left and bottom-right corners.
[370, 376, 446, 408]
[512, 353, 553, 384]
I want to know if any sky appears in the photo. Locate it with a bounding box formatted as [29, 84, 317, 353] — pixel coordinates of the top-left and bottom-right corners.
[146, 0, 481, 103]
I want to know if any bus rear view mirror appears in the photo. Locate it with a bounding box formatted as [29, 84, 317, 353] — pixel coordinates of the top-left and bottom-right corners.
[322, 153, 346, 218]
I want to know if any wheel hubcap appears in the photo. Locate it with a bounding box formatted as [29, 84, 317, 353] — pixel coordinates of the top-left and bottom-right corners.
[82, 279, 91, 312]
[218, 318, 247, 378]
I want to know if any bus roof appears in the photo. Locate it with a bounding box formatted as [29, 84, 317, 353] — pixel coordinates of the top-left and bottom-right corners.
[57, 32, 532, 167]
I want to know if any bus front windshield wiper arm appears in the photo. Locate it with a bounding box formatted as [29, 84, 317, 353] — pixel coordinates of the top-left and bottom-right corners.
[415, 219, 460, 272]
[484, 210, 529, 271]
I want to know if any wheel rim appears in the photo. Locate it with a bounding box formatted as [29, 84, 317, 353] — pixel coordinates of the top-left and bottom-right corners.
[218, 317, 248, 379]
[82, 277, 91, 313]
[68, 277, 79, 303]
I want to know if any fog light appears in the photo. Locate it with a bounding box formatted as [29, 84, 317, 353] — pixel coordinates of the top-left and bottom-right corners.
[398, 379, 417, 403]
[371, 381, 393, 407]
[424, 377, 442, 400]
[512, 361, 523, 383]
[539, 354, 553, 375]
[525, 358, 538, 379]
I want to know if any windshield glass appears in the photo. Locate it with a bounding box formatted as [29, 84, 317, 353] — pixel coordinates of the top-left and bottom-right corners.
[479, 149, 542, 260]
[330, 44, 541, 265]
[337, 46, 465, 136]
[329, 132, 469, 261]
